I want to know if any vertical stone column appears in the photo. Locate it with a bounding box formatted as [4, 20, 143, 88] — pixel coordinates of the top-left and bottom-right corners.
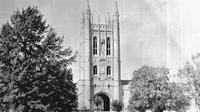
[77, 11, 85, 110]
[78, 0, 93, 110]
[84, 2, 93, 109]
[113, 2, 122, 101]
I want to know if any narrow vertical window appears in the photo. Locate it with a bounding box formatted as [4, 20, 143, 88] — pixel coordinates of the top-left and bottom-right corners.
[106, 37, 111, 55]
[108, 84, 110, 88]
[93, 65, 97, 75]
[93, 36, 97, 55]
[107, 66, 111, 75]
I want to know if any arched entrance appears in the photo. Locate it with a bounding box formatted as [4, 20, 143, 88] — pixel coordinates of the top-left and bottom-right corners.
[94, 93, 110, 111]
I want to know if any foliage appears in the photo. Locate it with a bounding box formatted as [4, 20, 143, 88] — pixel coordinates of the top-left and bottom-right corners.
[128, 65, 190, 112]
[177, 53, 200, 110]
[94, 95, 103, 111]
[111, 100, 124, 112]
[166, 83, 191, 112]
[0, 6, 77, 112]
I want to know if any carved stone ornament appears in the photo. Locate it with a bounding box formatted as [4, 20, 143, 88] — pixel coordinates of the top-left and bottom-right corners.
[100, 59, 105, 73]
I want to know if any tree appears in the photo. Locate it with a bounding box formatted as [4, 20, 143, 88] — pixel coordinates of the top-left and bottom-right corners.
[177, 53, 200, 110]
[94, 96, 103, 111]
[0, 7, 77, 112]
[128, 65, 190, 112]
[166, 82, 190, 112]
[111, 100, 124, 112]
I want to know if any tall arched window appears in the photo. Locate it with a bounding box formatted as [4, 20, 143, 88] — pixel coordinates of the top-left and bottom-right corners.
[93, 65, 97, 75]
[106, 37, 111, 55]
[107, 66, 111, 75]
[93, 36, 97, 55]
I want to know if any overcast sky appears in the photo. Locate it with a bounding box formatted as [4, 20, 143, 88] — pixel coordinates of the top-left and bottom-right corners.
[1, 0, 200, 81]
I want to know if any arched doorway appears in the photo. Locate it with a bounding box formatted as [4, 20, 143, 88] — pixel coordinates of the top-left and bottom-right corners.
[94, 93, 110, 111]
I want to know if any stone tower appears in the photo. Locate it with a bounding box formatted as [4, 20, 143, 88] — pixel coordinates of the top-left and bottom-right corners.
[78, 0, 122, 111]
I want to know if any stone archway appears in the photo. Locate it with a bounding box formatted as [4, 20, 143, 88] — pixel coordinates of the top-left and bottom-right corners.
[94, 93, 110, 111]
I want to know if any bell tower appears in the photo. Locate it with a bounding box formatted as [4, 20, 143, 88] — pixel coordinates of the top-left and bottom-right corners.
[78, 0, 122, 111]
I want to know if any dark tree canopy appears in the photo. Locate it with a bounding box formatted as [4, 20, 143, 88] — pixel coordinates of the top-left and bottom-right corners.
[0, 6, 77, 112]
[128, 66, 190, 112]
[111, 100, 124, 112]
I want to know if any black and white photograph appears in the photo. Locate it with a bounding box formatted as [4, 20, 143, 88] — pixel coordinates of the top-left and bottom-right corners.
[0, 0, 200, 112]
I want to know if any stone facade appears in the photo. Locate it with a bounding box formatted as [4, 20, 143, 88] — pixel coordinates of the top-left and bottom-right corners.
[77, 0, 125, 111]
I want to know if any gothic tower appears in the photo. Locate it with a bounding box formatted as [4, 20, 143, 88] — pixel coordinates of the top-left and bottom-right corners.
[78, 0, 122, 111]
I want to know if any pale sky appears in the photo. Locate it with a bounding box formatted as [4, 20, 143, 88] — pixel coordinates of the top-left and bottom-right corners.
[1, 0, 200, 82]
